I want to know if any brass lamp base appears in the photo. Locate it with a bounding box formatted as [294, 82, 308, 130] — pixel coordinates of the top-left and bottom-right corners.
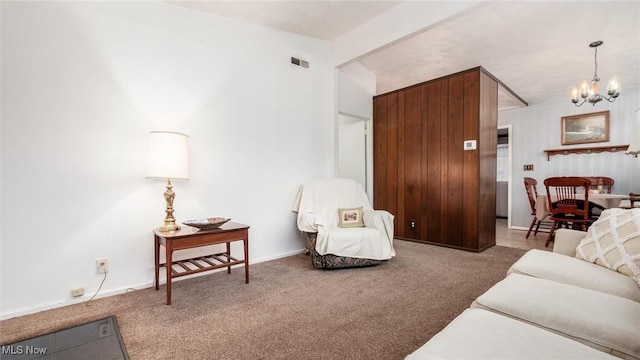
[157, 178, 180, 232]
[157, 224, 181, 232]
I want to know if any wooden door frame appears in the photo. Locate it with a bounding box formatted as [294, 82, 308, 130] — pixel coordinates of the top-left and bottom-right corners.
[498, 124, 513, 228]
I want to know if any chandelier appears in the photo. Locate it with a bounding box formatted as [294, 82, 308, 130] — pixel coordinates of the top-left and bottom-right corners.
[571, 41, 620, 106]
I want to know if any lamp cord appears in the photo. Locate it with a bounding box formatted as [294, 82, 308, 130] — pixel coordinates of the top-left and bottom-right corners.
[85, 272, 107, 305]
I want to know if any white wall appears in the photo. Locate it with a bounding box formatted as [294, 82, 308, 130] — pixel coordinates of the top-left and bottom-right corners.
[0, 1, 333, 318]
[338, 63, 376, 119]
[499, 87, 640, 229]
[338, 114, 367, 188]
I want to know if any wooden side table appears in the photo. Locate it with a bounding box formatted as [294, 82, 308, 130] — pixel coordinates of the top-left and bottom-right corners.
[154, 222, 250, 305]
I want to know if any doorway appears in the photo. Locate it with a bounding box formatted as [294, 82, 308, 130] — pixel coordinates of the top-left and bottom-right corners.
[338, 113, 368, 191]
[497, 125, 512, 228]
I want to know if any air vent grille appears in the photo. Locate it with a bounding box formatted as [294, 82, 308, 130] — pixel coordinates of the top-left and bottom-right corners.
[291, 56, 309, 69]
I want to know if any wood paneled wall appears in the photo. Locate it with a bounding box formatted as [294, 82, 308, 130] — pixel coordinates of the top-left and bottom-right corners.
[373, 67, 497, 252]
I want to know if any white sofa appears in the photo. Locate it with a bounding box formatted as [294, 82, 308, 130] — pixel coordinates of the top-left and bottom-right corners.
[407, 223, 640, 359]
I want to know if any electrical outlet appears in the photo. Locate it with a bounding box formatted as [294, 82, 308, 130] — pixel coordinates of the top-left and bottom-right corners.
[71, 288, 84, 297]
[96, 258, 109, 274]
[523, 164, 534, 171]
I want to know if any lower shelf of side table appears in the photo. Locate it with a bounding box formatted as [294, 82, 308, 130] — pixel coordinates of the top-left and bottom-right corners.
[159, 253, 244, 279]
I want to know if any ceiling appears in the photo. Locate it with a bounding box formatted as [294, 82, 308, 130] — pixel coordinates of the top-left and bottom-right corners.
[166, 1, 640, 110]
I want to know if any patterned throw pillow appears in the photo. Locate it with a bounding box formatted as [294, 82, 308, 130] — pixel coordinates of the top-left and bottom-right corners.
[575, 208, 640, 286]
[338, 207, 364, 228]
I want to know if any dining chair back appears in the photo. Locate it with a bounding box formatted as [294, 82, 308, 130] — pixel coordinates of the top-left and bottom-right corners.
[584, 176, 615, 193]
[543, 176, 593, 247]
[523, 177, 552, 239]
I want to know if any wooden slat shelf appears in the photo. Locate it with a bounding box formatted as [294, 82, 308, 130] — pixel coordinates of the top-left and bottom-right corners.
[163, 253, 242, 277]
[544, 144, 629, 161]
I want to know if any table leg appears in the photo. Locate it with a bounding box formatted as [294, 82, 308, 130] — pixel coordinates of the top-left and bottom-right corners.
[226, 241, 231, 274]
[154, 235, 160, 290]
[165, 241, 173, 305]
[244, 232, 249, 284]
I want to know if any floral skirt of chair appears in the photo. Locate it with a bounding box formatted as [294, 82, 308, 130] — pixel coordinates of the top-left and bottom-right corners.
[303, 232, 386, 269]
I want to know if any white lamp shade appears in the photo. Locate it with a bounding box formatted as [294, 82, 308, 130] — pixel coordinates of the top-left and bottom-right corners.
[146, 131, 190, 180]
[627, 108, 640, 156]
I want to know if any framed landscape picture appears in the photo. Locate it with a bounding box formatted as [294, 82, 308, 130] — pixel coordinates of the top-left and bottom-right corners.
[561, 110, 610, 145]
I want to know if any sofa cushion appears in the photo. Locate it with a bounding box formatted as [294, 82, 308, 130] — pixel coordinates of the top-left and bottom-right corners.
[405, 308, 617, 360]
[508, 249, 640, 302]
[576, 208, 640, 286]
[472, 274, 640, 360]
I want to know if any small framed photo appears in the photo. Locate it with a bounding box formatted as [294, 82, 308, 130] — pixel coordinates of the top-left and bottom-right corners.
[561, 110, 610, 145]
[338, 207, 364, 228]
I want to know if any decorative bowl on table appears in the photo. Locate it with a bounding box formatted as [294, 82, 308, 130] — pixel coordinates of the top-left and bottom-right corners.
[182, 217, 231, 230]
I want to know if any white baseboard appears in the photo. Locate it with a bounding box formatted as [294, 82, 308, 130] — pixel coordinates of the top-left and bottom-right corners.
[0, 248, 307, 321]
[509, 226, 529, 231]
[252, 248, 306, 263]
[0, 280, 155, 321]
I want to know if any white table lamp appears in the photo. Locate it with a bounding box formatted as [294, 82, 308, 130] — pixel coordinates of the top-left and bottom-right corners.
[146, 131, 190, 231]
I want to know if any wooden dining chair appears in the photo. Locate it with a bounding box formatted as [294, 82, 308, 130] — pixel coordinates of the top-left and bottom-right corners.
[584, 176, 615, 221]
[584, 176, 615, 193]
[621, 192, 640, 209]
[543, 177, 593, 247]
[523, 177, 552, 239]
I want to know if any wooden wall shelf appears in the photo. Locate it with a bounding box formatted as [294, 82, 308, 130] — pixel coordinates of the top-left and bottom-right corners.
[544, 144, 629, 161]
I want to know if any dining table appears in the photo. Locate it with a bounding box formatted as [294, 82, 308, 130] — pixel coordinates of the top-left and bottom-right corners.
[535, 193, 629, 221]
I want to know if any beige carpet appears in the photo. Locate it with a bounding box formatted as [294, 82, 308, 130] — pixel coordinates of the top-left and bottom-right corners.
[0, 240, 526, 359]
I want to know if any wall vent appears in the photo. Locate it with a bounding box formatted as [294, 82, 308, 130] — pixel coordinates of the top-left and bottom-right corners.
[291, 56, 309, 69]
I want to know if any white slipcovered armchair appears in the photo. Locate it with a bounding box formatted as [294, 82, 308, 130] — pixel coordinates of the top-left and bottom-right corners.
[292, 178, 395, 269]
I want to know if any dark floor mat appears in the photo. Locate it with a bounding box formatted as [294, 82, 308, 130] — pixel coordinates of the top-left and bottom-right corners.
[1, 316, 128, 360]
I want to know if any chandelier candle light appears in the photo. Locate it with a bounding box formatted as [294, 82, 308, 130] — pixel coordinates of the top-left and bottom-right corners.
[146, 131, 190, 232]
[571, 41, 620, 106]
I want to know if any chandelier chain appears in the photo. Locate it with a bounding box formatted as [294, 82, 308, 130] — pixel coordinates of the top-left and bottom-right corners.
[592, 45, 599, 82]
